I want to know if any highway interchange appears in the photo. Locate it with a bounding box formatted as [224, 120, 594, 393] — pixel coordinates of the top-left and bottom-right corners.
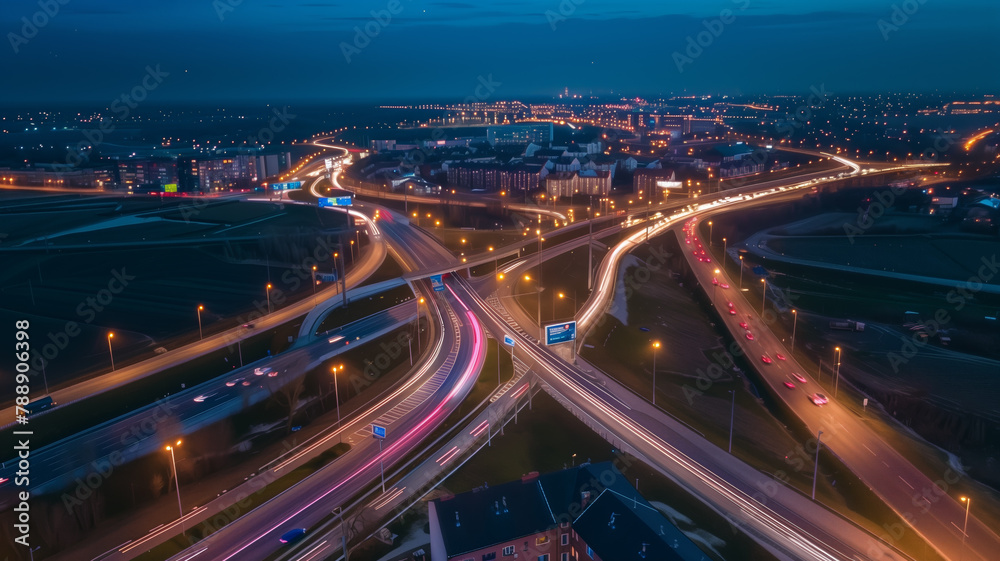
[8, 143, 995, 561]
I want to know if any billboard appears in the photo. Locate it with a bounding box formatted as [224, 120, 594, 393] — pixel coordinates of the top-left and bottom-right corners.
[324, 158, 334, 171]
[270, 181, 302, 191]
[430, 275, 445, 292]
[318, 196, 353, 208]
[164, 183, 178, 193]
[544, 321, 577, 346]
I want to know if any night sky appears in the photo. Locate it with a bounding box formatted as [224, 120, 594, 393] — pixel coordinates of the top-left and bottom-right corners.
[2, 0, 996, 104]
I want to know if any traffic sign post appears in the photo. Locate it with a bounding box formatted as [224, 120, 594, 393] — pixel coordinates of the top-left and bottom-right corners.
[319, 196, 353, 208]
[430, 275, 445, 292]
[503, 335, 516, 384]
[372, 424, 386, 493]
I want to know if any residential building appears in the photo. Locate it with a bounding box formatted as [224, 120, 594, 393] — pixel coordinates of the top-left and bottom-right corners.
[500, 164, 547, 194]
[115, 158, 178, 190]
[634, 168, 683, 196]
[578, 170, 612, 196]
[428, 462, 708, 561]
[197, 154, 259, 191]
[546, 171, 579, 199]
[487, 123, 554, 147]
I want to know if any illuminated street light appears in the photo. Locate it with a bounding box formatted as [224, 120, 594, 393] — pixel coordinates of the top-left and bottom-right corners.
[834, 347, 842, 398]
[651, 341, 661, 405]
[196, 305, 204, 340]
[164, 440, 185, 529]
[961, 496, 971, 560]
[791, 310, 798, 352]
[331, 365, 344, 435]
[266, 283, 273, 314]
[107, 332, 115, 371]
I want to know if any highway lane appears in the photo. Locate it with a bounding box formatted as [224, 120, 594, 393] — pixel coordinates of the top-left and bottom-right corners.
[0, 205, 386, 429]
[683, 215, 1000, 561]
[457, 274, 895, 561]
[0, 302, 417, 498]
[153, 280, 485, 561]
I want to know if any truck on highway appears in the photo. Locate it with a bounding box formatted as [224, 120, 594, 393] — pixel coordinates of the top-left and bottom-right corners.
[830, 320, 865, 332]
[25, 396, 55, 414]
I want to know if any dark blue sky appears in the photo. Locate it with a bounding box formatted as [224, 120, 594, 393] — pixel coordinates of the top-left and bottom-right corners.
[2, 0, 996, 104]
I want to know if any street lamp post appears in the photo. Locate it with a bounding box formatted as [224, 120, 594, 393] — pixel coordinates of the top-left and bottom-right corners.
[960, 496, 971, 561]
[651, 342, 660, 405]
[834, 347, 842, 398]
[708, 220, 714, 246]
[417, 297, 425, 351]
[761, 279, 767, 312]
[739, 255, 745, 290]
[712, 268, 720, 304]
[311, 266, 317, 305]
[266, 283, 273, 314]
[791, 310, 798, 352]
[722, 237, 727, 273]
[107, 332, 115, 371]
[811, 430, 823, 500]
[197, 305, 204, 340]
[537, 229, 543, 327]
[332, 365, 343, 438]
[165, 440, 184, 530]
[728, 390, 736, 454]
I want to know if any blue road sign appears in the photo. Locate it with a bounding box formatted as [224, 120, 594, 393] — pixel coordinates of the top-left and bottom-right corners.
[545, 321, 577, 346]
[316, 272, 338, 283]
[503, 335, 516, 347]
[372, 424, 386, 439]
[319, 196, 353, 208]
[430, 275, 445, 292]
[271, 181, 303, 191]
[753, 265, 768, 276]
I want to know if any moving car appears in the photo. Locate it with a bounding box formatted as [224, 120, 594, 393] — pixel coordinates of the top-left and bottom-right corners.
[810, 393, 829, 406]
[776, 353, 786, 361]
[783, 380, 796, 389]
[279, 528, 306, 544]
[745, 331, 754, 341]
[254, 367, 272, 376]
[739, 322, 748, 330]
[720, 282, 730, 289]
[761, 355, 773, 364]
[792, 373, 807, 384]
[225, 377, 245, 387]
